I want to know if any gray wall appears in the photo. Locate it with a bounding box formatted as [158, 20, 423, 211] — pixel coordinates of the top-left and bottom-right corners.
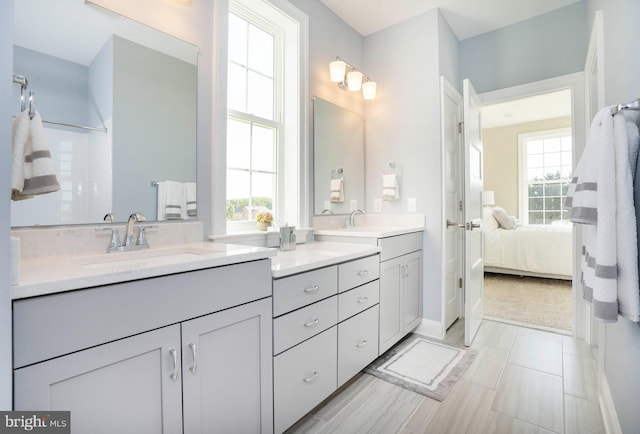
[460, 2, 589, 94]
[13, 46, 90, 129]
[585, 1, 640, 431]
[0, 0, 13, 410]
[112, 36, 197, 220]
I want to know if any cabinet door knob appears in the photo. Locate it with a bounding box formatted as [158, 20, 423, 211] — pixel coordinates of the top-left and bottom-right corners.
[189, 343, 198, 374]
[302, 371, 319, 383]
[356, 339, 368, 348]
[356, 296, 369, 304]
[303, 318, 320, 328]
[303, 285, 320, 294]
[169, 349, 179, 382]
[357, 270, 369, 276]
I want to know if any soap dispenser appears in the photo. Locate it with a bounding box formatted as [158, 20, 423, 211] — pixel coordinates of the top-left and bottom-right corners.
[279, 225, 296, 251]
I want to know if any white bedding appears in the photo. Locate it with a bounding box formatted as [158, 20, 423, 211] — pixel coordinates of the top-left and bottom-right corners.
[484, 225, 573, 278]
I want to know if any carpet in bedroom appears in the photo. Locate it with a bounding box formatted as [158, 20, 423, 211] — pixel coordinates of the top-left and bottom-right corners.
[483, 273, 572, 331]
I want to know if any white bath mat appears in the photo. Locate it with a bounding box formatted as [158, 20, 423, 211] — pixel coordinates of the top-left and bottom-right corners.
[365, 335, 477, 401]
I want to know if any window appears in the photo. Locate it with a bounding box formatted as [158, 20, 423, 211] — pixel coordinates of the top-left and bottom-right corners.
[518, 128, 572, 225]
[225, 0, 304, 232]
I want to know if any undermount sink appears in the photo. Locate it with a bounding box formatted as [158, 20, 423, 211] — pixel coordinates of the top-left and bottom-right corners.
[80, 247, 220, 270]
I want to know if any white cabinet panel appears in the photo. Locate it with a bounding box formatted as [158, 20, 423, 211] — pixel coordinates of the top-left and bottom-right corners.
[338, 305, 379, 387]
[338, 255, 379, 292]
[338, 280, 379, 322]
[14, 325, 183, 434]
[273, 266, 337, 316]
[273, 327, 337, 433]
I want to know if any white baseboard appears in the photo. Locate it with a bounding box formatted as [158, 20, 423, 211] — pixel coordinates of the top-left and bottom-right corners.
[412, 319, 444, 340]
[599, 375, 623, 434]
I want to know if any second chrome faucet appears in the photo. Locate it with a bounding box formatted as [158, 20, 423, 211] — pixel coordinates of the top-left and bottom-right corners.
[97, 212, 156, 253]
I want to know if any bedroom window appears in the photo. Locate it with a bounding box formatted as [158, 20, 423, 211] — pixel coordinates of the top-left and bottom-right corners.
[518, 128, 572, 225]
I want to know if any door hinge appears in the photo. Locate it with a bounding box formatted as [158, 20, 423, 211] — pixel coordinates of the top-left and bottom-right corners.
[459, 278, 463, 288]
[459, 200, 463, 211]
[458, 121, 464, 134]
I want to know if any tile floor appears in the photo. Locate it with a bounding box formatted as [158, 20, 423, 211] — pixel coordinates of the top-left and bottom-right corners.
[286, 319, 605, 434]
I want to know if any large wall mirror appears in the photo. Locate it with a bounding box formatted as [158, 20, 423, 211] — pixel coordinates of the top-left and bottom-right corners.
[11, 0, 197, 227]
[313, 97, 365, 215]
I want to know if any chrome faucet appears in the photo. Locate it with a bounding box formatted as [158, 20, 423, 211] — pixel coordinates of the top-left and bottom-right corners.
[125, 212, 146, 247]
[96, 211, 155, 253]
[347, 209, 365, 228]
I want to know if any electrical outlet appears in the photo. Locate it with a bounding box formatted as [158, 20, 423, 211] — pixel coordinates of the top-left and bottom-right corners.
[408, 197, 417, 212]
[350, 200, 358, 211]
[374, 198, 382, 213]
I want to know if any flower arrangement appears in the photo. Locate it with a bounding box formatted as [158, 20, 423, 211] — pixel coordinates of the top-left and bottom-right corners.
[255, 211, 273, 224]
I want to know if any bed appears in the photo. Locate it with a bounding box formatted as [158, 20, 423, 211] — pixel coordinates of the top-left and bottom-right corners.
[483, 207, 573, 280]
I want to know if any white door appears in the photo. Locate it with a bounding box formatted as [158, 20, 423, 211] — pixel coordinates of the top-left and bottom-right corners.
[441, 77, 464, 330]
[463, 79, 484, 347]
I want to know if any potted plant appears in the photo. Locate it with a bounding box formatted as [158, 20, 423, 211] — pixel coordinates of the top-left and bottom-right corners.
[255, 211, 273, 231]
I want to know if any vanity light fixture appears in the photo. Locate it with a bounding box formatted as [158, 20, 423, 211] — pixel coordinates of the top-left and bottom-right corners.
[329, 57, 376, 100]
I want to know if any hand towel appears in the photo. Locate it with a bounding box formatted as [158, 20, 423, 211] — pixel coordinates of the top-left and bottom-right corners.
[330, 178, 344, 203]
[157, 180, 184, 220]
[11, 110, 32, 201]
[184, 182, 197, 218]
[14, 111, 61, 200]
[382, 173, 399, 201]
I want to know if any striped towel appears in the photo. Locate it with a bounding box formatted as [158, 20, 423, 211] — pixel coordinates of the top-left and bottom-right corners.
[184, 182, 197, 218]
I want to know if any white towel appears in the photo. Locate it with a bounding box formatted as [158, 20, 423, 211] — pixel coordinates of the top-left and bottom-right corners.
[566, 106, 640, 322]
[382, 173, 399, 201]
[157, 180, 184, 220]
[11, 110, 60, 200]
[330, 178, 344, 203]
[184, 182, 197, 218]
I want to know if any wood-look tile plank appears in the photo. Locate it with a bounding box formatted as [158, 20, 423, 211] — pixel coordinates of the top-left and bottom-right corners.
[564, 394, 605, 434]
[517, 326, 563, 343]
[423, 380, 495, 434]
[474, 321, 518, 351]
[285, 414, 327, 434]
[563, 353, 598, 401]
[465, 343, 509, 389]
[309, 373, 377, 422]
[507, 334, 563, 376]
[483, 411, 556, 434]
[562, 335, 593, 357]
[397, 397, 440, 434]
[492, 364, 563, 433]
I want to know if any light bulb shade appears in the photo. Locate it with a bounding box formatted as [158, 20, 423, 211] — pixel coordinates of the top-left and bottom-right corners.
[482, 191, 495, 206]
[362, 81, 377, 99]
[347, 70, 363, 91]
[329, 60, 347, 83]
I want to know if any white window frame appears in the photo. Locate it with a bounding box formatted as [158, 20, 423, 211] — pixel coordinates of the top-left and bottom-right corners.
[223, 0, 307, 234]
[518, 127, 572, 225]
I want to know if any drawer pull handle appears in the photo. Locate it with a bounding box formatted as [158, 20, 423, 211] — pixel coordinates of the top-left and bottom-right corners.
[304, 318, 320, 328]
[189, 343, 198, 374]
[303, 371, 319, 383]
[357, 270, 369, 276]
[356, 339, 368, 348]
[169, 349, 178, 381]
[357, 296, 369, 304]
[303, 285, 320, 294]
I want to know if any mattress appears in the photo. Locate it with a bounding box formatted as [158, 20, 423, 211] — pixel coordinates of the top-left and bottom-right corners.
[484, 225, 573, 278]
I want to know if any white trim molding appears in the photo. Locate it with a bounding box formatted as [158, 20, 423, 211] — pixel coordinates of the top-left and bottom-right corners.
[413, 319, 445, 340]
[599, 375, 623, 434]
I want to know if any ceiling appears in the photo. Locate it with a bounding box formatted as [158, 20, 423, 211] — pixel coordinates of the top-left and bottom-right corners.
[482, 89, 572, 129]
[319, 0, 581, 40]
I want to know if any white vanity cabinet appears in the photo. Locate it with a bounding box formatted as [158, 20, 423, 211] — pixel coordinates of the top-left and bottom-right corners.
[13, 259, 274, 434]
[272, 253, 380, 433]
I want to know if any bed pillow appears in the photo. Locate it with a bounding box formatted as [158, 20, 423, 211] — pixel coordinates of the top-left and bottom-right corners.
[482, 207, 499, 232]
[493, 206, 516, 230]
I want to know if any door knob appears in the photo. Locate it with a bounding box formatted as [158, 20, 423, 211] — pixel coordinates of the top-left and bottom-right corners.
[446, 219, 465, 229]
[466, 221, 481, 230]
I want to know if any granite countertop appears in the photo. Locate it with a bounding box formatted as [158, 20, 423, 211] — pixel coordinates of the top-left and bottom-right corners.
[12, 242, 275, 300]
[270, 241, 380, 278]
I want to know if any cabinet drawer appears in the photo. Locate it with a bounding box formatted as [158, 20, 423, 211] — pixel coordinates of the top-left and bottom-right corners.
[338, 255, 379, 292]
[273, 266, 337, 316]
[338, 306, 379, 387]
[378, 232, 423, 261]
[338, 280, 379, 322]
[273, 296, 338, 355]
[274, 327, 337, 433]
